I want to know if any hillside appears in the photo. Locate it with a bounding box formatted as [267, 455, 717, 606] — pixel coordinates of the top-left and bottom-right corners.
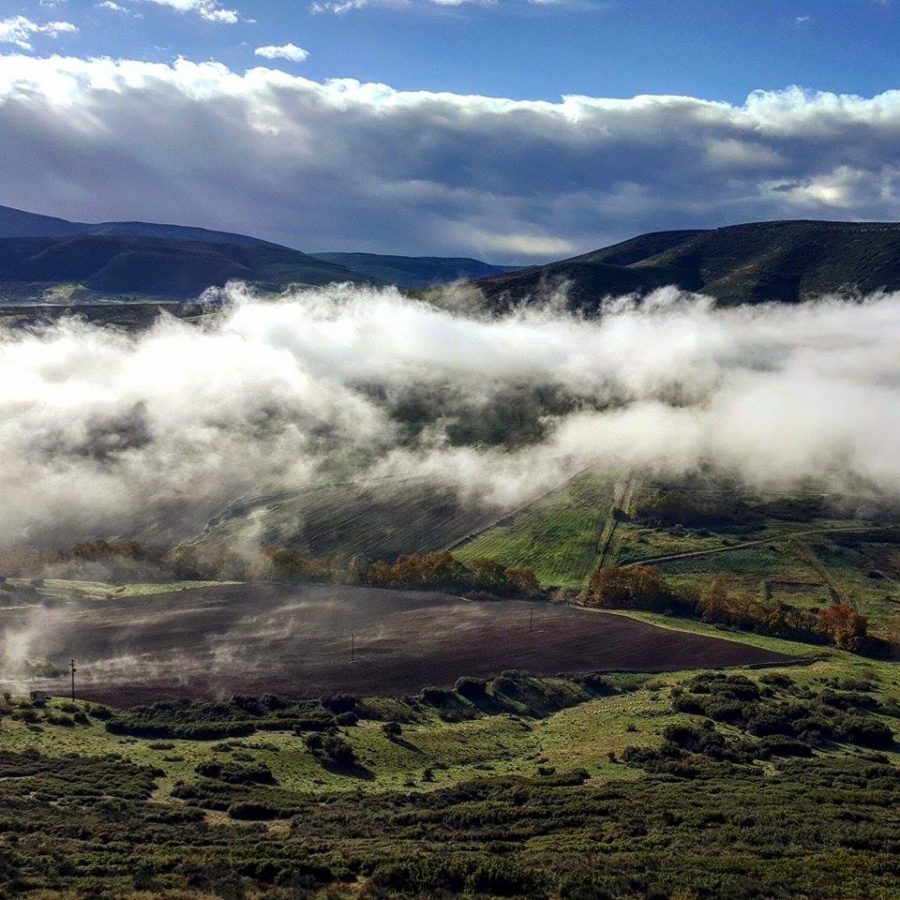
[1, 647, 898, 898]
[0, 235, 371, 301]
[0, 203, 267, 246]
[312, 251, 519, 289]
[476, 220, 900, 311]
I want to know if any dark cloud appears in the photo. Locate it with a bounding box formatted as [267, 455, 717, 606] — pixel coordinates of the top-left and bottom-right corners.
[3, 57, 900, 260]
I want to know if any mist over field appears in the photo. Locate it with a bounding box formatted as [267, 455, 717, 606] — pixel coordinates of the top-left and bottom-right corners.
[1, 283, 899, 549]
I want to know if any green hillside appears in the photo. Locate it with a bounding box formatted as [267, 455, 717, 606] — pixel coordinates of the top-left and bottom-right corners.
[1, 639, 898, 897]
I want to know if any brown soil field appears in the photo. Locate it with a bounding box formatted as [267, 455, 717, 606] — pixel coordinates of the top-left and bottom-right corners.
[0, 583, 794, 706]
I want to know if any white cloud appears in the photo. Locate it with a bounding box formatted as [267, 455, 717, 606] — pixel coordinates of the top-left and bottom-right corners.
[311, 0, 368, 14]
[140, 0, 240, 23]
[311, 0, 493, 13]
[0, 16, 76, 50]
[6, 57, 900, 259]
[254, 43, 310, 62]
[97, 1, 135, 12]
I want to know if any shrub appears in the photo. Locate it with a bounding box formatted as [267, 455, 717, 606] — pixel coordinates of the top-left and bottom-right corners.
[320, 735, 357, 768]
[305, 733, 357, 768]
[194, 761, 276, 785]
[227, 801, 282, 821]
[455, 676, 487, 700]
[382, 721, 403, 739]
[420, 687, 453, 705]
[758, 736, 813, 758]
[838, 716, 894, 750]
[321, 694, 357, 714]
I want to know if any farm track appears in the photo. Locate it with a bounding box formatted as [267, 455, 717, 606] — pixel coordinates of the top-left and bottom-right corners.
[622, 524, 900, 569]
[788, 539, 848, 606]
[584, 473, 639, 588]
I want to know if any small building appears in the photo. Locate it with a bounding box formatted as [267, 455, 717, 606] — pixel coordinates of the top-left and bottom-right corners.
[29, 690, 51, 704]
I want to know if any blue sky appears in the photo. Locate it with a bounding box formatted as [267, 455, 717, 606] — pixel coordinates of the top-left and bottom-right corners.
[0, 0, 894, 102]
[2, 0, 900, 259]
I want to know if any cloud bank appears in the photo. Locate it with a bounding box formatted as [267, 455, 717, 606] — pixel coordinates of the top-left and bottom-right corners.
[1, 284, 899, 549]
[4, 56, 900, 259]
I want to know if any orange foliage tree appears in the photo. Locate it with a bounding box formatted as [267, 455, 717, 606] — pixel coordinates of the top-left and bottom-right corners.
[586, 565, 668, 611]
[816, 603, 868, 652]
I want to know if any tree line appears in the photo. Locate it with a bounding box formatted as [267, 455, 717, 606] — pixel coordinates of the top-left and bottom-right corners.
[586, 564, 873, 653]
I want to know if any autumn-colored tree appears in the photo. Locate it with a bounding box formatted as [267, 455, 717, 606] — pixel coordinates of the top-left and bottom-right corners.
[507, 566, 540, 596]
[366, 552, 469, 590]
[698, 583, 729, 619]
[364, 552, 539, 597]
[586, 565, 668, 611]
[267, 549, 333, 581]
[816, 602, 868, 652]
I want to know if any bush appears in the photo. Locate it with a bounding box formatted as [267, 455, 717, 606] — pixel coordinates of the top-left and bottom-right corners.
[420, 687, 453, 705]
[321, 694, 357, 714]
[455, 676, 487, 700]
[320, 735, 357, 767]
[382, 722, 403, 739]
[194, 761, 276, 785]
[292, 714, 337, 733]
[227, 801, 282, 821]
[839, 716, 894, 750]
[306, 733, 357, 768]
[758, 736, 813, 758]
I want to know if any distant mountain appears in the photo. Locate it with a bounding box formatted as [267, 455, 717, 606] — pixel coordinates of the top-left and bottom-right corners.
[0, 204, 268, 246]
[312, 252, 519, 290]
[475, 221, 900, 311]
[0, 235, 371, 301]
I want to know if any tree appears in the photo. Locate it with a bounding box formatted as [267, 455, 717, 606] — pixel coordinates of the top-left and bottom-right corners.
[817, 603, 868, 652]
[586, 565, 667, 611]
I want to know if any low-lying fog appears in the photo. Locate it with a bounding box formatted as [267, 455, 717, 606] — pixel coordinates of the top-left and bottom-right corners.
[1, 282, 899, 550]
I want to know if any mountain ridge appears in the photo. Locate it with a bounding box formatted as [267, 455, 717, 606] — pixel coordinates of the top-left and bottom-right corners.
[0, 204, 271, 247]
[0, 235, 369, 301]
[312, 252, 520, 290]
[474, 219, 900, 311]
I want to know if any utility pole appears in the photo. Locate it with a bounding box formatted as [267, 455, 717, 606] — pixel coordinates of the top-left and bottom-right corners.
[69, 658, 77, 701]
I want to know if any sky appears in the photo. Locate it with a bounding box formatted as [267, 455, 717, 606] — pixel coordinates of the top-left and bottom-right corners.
[1, 0, 900, 260]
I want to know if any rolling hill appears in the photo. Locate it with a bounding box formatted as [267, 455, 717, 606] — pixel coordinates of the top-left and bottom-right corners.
[0, 203, 268, 246]
[0, 204, 519, 298]
[0, 235, 371, 301]
[475, 220, 900, 311]
[312, 252, 519, 290]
